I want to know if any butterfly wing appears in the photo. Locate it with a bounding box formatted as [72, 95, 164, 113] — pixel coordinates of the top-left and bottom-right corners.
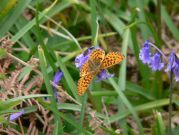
[77, 73, 94, 96]
[80, 61, 91, 77]
[100, 52, 124, 69]
[80, 49, 105, 77]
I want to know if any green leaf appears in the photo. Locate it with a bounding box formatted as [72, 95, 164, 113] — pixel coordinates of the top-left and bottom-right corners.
[38, 46, 63, 134]
[109, 78, 144, 134]
[126, 82, 155, 100]
[0, 48, 7, 59]
[0, 0, 17, 19]
[104, 9, 125, 35]
[55, 52, 81, 103]
[118, 29, 129, 91]
[18, 67, 32, 81]
[53, 121, 59, 135]
[0, 115, 6, 123]
[153, 111, 166, 135]
[107, 98, 169, 124]
[79, 93, 87, 130]
[57, 103, 81, 111]
[162, 6, 179, 41]
[11, 0, 74, 42]
[0, 94, 50, 112]
[0, 100, 21, 112]
[0, 0, 31, 37]
[5, 94, 50, 104]
[90, 0, 98, 45]
[0, 73, 5, 80]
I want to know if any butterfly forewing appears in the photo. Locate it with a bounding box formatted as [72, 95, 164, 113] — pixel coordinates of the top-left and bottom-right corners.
[100, 52, 124, 69]
[77, 73, 94, 96]
[89, 49, 105, 65]
[80, 49, 105, 77]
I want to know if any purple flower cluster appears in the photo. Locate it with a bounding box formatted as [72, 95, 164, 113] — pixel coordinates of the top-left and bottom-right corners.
[75, 47, 114, 81]
[75, 47, 93, 69]
[139, 40, 164, 71]
[139, 40, 179, 81]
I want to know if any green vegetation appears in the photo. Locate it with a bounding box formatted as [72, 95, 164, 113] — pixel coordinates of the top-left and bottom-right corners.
[0, 0, 179, 134]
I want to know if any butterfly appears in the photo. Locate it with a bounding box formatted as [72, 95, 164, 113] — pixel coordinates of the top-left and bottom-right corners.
[77, 49, 125, 96]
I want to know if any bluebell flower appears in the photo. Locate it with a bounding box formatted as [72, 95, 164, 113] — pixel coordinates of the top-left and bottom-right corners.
[173, 63, 179, 81]
[166, 52, 176, 72]
[97, 69, 114, 81]
[139, 40, 165, 71]
[10, 109, 24, 121]
[50, 70, 63, 101]
[149, 53, 164, 71]
[139, 40, 151, 64]
[166, 52, 179, 81]
[53, 71, 63, 85]
[139, 40, 179, 82]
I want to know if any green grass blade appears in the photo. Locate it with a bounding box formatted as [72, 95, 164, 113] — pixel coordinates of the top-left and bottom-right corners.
[118, 29, 129, 91]
[55, 52, 80, 102]
[53, 121, 59, 135]
[57, 103, 81, 111]
[80, 93, 88, 131]
[126, 82, 155, 100]
[4, 94, 50, 103]
[117, 97, 128, 135]
[0, 0, 31, 37]
[107, 98, 169, 124]
[35, 5, 57, 71]
[11, 0, 73, 42]
[130, 20, 151, 89]
[109, 78, 144, 134]
[153, 111, 166, 135]
[14, 16, 36, 49]
[91, 90, 117, 97]
[42, 101, 83, 132]
[162, 5, 179, 41]
[136, 0, 151, 39]
[90, 0, 98, 45]
[0, 100, 21, 111]
[38, 46, 63, 134]
[0, 0, 17, 20]
[103, 9, 125, 35]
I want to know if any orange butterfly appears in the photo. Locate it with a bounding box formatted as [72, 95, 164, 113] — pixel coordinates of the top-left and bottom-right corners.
[77, 49, 124, 96]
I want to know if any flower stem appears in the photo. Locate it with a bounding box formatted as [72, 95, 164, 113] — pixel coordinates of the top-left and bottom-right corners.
[168, 71, 173, 135]
[148, 42, 167, 60]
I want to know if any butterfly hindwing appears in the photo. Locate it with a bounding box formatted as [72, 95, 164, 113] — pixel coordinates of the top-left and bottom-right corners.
[77, 73, 94, 96]
[80, 61, 92, 77]
[100, 52, 124, 69]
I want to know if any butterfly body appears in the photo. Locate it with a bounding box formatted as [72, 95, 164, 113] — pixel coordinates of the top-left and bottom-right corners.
[88, 60, 101, 74]
[78, 49, 124, 96]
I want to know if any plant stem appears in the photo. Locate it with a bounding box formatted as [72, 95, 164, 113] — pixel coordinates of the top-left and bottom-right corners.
[157, 0, 162, 47]
[79, 93, 88, 132]
[168, 71, 173, 135]
[148, 42, 167, 60]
